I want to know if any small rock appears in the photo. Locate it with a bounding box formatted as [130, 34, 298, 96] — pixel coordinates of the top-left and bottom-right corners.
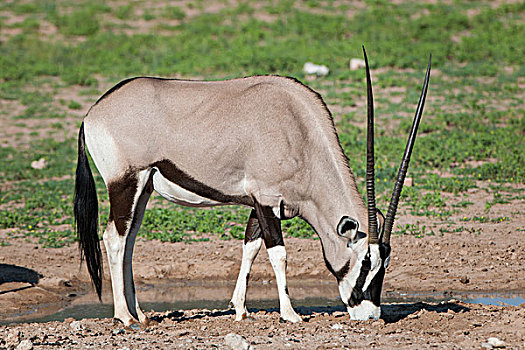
[349, 58, 366, 71]
[481, 343, 493, 349]
[487, 337, 505, 348]
[407, 313, 419, 319]
[332, 311, 346, 318]
[404, 177, 414, 187]
[303, 62, 329, 76]
[176, 330, 189, 337]
[70, 320, 82, 331]
[113, 328, 125, 335]
[331, 323, 344, 330]
[129, 323, 140, 331]
[6, 331, 20, 346]
[59, 280, 72, 287]
[16, 340, 33, 350]
[224, 333, 251, 350]
[30, 158, 47, 170]
[459, 276, 470, 284]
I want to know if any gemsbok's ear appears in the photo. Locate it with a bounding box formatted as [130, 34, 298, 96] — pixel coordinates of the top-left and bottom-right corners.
[337, 216, 359, 241]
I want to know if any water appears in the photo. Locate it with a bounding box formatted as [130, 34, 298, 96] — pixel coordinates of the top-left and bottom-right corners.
[2, 282, 523, 325]
[464, 295, 525, 307]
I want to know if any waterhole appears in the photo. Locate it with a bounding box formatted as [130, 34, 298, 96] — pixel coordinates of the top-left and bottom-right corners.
[2, 280, 523, 325]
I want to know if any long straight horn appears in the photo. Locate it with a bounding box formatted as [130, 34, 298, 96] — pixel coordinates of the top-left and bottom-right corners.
[363, 46, 379, 245]
[382, 55, 432, 245]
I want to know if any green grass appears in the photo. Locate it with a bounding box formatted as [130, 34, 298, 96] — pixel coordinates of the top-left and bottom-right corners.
[0, 0, 523, 247]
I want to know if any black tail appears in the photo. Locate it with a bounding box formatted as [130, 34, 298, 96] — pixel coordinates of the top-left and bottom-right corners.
[74, 122, 103, 300]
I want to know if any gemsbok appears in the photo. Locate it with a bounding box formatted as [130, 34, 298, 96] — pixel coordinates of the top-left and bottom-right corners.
[74, 47, 430, 326]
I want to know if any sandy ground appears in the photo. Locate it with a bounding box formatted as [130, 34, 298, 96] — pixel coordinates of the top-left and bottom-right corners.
[0, 186, 524, 349]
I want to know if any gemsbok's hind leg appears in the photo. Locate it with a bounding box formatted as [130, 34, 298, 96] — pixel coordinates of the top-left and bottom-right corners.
[254, 202, 302, 323]
[230, 210, 263, 320]
[103, 169, 153, 326]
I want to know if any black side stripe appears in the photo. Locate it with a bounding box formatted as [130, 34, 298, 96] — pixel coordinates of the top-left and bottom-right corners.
[151, 159, 252, 206]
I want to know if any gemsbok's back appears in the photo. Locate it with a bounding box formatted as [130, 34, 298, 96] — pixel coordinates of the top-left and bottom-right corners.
[74, 48, 430, 326]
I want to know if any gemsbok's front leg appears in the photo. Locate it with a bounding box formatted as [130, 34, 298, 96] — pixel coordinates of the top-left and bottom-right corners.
[254, 202, 302, 323]
[103, 169, 153, 326]
[230, 210, 263, 320]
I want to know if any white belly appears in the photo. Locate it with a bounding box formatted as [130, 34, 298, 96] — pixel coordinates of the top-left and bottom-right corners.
[152, 170, 222, 207]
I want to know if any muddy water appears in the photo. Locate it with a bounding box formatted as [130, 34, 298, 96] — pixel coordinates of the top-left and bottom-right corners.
[2, 280, 524, 325]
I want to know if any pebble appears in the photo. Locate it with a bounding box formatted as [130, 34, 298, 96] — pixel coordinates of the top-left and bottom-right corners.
[30, 158, 47, 169]
[303, 62, 329, 76]
[487, 337, 505, 348]
[349, 58, 366, 71]
[224, 333, 251, 350]
[16, 340, 33, 350]
[70, 320, 82, 331]
[331, 323, 344, 330]
[176, 330, 190, 337]
[407, 313, 419, 319]
[6, 331, 20, 346]
[459, 276, 470, 284]
[113, 328, 125, 335]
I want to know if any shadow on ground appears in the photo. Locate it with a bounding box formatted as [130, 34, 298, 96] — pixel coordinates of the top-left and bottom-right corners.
[381, 302, 470, 323]
[151, 301, 470, 324]
[0, 264, 42, 295]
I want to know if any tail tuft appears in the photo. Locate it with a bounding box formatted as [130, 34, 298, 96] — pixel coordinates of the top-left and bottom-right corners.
[74, 122, 103, 300]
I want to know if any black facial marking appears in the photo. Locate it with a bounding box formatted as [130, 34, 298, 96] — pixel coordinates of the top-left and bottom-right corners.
[324, 256, 350, 283]
[346, 244, 390, 308]
[152, 159, 252, 206]
[348, 253, 371, 307]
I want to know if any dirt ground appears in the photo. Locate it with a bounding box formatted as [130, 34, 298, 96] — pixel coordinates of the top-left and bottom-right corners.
[0, 184, 524, 349]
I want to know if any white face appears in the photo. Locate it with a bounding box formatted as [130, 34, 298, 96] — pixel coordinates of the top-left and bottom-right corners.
[333, 216, 390, 320]
[337, 243, 388, 321]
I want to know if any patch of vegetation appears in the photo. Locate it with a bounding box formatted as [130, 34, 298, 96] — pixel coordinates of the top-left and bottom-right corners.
[0, 0, 522, 247]
[395, 224, 434, 238]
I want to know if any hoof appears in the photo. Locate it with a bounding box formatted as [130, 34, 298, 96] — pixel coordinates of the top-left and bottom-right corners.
[141, 316, 156, 326]
[280, 313, 302, 323]
[234, 311, 248, 321]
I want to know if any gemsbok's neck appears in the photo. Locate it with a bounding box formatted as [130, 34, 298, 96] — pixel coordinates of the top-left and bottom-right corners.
[298, 136, 368, 273]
